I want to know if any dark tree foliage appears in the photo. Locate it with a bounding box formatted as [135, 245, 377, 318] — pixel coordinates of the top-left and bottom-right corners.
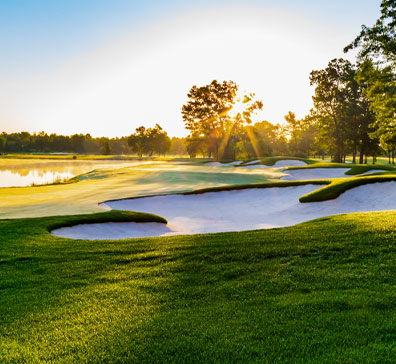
[182, 80, 263, 160]
[310, 59, 357, 162]
[0, 131, 127, 155]
[357, 59, 396, 163]
[127, 124, 171, 157]
[182, 80, 237, 159]
[345, 0, 396, 62]
[0, 127, 175, 157]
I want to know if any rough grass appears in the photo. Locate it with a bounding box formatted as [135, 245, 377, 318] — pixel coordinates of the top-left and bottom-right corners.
[2, 211, 396, 362]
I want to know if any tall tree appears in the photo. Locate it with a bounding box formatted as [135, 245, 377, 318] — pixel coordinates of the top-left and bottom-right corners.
[182, 80, 237, 159]
[310, 59, 355, 162]
[357, 59, 396, 163]
[127, 126, 147, 157]
[127, 124, 170, 157]
[182, 80, 262, 160]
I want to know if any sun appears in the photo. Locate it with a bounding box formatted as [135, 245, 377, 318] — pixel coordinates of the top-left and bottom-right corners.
[228, 92, 250, 118]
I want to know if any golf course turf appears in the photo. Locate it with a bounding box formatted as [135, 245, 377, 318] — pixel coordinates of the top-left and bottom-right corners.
[3, 156, 396, 362]
[2, 210, 396, 362]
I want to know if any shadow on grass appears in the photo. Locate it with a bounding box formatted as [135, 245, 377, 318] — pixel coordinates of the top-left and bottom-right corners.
[2, 211, 396, 362]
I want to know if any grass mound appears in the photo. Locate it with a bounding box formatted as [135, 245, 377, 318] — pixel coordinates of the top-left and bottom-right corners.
[47, 210, 167, 231]
[299, 175, 396, 202]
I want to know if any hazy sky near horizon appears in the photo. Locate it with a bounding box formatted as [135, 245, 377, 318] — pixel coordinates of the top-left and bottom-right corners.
[0, 0, 382, 137]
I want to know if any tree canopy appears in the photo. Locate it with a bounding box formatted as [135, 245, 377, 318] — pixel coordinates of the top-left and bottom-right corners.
[345, 0, 396, 63]
[181, 80, 262, 160]
[127, 124, 171, 157]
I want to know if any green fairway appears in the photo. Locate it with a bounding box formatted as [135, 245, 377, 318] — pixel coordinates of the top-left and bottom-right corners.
[2, 211, 396, 363]
[0, 160, 284, 219]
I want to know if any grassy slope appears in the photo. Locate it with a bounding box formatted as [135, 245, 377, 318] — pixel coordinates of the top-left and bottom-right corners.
[299, 175, 396, 202]
[2, 211, 396, 362]
[0, 162, 280, 219]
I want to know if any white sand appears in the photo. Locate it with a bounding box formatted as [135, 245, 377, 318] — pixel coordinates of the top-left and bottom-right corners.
[241, 160, 307, 169]
[243, 159, 261, 165]
[358, 169, 385, 175]
[205, 161, 242, 167]
[281, 168, 350, 181]
[273, 160, 307, 168]
[52, 181, 396, 240]
[52, 222, 174, 240]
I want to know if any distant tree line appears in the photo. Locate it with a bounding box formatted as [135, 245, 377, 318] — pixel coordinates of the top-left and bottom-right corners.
[0, 128, 186, 156]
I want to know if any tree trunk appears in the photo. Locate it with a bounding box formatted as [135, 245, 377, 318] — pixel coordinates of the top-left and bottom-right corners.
[389, 150, 391, 164]
[334, 141, 343, 163]
[359, 147, 364, 164]
[352, 143, 356, 164]
[365, 155, 368, 164]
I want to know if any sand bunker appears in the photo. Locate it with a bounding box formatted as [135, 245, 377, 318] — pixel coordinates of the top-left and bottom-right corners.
[281, 168, 350, 180]
[52, 222, 174, 240]
[205, 161, 242, 167]
[52, 181, 396, 240]
[241, 160, 307, 169]
[227, 161, 243, 165]
[358, 169, 385, 175]
[243, 159, 261, 165]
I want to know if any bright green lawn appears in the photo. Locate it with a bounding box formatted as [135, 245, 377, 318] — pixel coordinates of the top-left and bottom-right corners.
[2, 210, 396, 363]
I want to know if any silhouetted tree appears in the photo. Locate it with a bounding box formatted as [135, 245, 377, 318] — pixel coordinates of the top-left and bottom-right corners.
[182, 80, 262, 160]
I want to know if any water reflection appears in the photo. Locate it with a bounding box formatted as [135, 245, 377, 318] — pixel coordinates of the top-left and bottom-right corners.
[0, 170, 74, 187]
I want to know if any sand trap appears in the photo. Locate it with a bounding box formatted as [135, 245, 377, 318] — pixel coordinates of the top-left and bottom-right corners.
[243, 159, 261, 165]
[273, 160, 307, 168]
[52, 181, 396, 240]
[281, 168, 350, 181]
[358, 169, 385, 175]
[52, 222, 174, 240]
[241, 160, 307, 169]
[205, 161, 241, 167]
[227, 161, 243, 165]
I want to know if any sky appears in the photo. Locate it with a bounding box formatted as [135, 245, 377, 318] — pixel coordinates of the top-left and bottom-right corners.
[0, 0, 382, 138]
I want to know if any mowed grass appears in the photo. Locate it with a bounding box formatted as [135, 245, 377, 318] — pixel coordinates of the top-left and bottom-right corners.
[2, 156, 396, 219]
[2, 211, 396, 362]
[0, 161, 283, 219]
